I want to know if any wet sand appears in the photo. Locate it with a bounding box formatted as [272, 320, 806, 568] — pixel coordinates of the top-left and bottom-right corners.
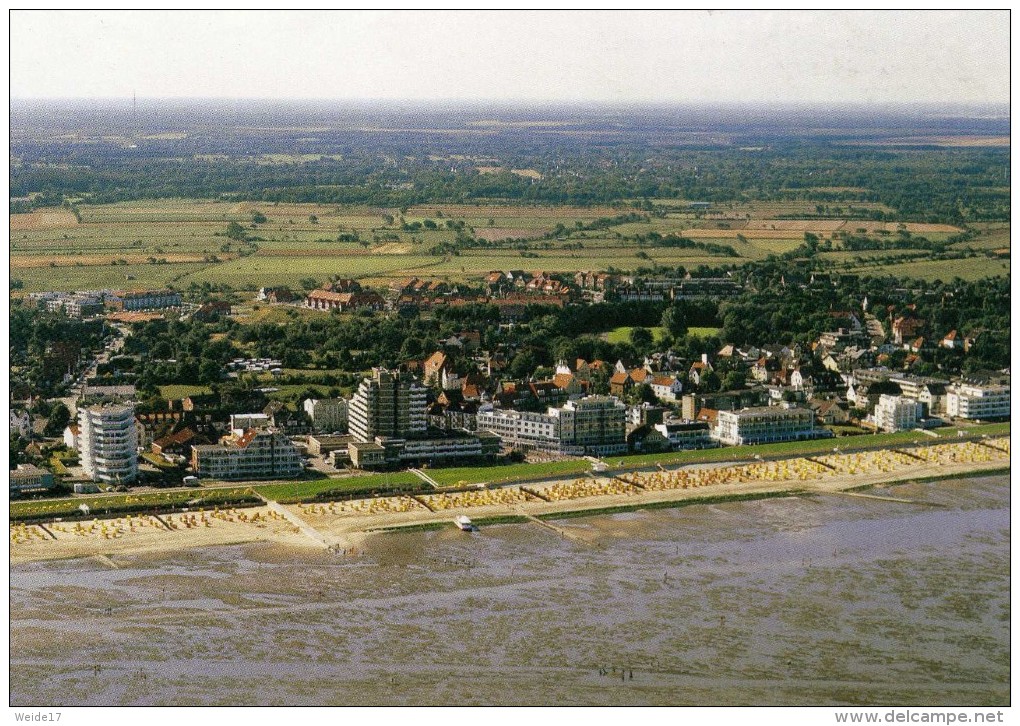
[9, 474, 1009, 706]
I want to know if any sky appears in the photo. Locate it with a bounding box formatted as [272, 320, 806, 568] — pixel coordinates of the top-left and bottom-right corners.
[9, 10, 1010, 104]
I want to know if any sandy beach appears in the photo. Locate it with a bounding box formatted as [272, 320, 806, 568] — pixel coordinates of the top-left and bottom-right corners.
[10, 438, 1009, 564]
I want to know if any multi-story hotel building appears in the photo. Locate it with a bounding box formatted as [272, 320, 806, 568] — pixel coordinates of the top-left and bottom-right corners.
[191, 427, 303, 480]
[945, 380, 1011, 420]
[714, 406, 831, 446]
[348, 368, 427, 441]
[477, 395, 627, 456]
[79, 403, 139, 483]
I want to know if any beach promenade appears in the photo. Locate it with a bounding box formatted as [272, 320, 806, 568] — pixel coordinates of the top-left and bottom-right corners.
[9, 437, 1009, 564]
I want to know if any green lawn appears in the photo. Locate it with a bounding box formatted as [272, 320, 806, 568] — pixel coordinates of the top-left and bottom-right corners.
[687, 326, 723, 338]
[252, 472, 424, 503]
[604, 326, 667, 344]
[10, 487, 259, 522]
[933, 422, 1010, 437]
[425, 460, 593, 487]
[158, 384, 213, 400]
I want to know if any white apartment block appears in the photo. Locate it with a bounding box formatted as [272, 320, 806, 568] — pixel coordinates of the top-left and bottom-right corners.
[230, 413, 271, 431]
[946, 382, 1011, 420]
[477, 395, 627, 456]
[79, 404, 139, 483]
[348, 368, 428, 442]
[477, 407, 560, 451]
[191, 428, 303, 480]
[715, 406, 830, 446]
[303, 398, 349, 433]
[872, 394, 923, 432]
[653, 422, 716, 450]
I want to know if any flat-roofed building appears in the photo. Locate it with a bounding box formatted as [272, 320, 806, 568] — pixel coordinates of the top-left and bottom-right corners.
[79, 403, 139, 484]
[715, 406, 831, 446]
[303, 398, 348, 433]
[111, 289, 182, 311]
[873, 395, 923, 432]
[477, 395, 626, 456]
[946, 381, 1011, 420]
[348, 368, 427, 442]
[191, 428, 302, 480]
[307, 434, 357, 457]
[653, 421, 717, 450]
[10, 464, 57, 495]
[230, 413, 271, 431]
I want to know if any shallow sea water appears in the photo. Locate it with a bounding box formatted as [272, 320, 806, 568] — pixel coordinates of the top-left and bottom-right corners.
[9, 475, 1009, 706]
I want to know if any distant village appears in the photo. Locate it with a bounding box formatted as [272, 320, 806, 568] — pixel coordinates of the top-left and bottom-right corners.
[10, 269, 1011, 497]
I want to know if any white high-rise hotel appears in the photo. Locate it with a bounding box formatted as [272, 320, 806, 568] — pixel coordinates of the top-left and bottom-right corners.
[79, 404, 139, 483]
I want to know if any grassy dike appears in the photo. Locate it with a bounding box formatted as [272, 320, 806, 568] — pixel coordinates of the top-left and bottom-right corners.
[10, 423, 1007, 524]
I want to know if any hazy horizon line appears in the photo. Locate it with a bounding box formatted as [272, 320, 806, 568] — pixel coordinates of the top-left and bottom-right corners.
[10, 97, 1010, 109]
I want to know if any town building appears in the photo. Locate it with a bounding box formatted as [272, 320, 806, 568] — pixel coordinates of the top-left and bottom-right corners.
[78, 403, 139, 484]
[348, 431, 500, 469]
[10, 464, 57, 496]
[63, 423, 80, 450]
[872, 395, 923, 432]
[230, 413, 271, 431]
[305, 289, 385, 312]
[348, 368, 428, 441]
[477, 395, 627, 456]
[10, 408, 31, 437]
[945, 380, 1011, 420]
[110, 289, 182, 311]
[46, 293, 104, 318]
[303, 398, 348, 433]
[714, 406, 831, 446]
[649, 375, 683, 402]
[307, 434, 358, 457]
[191, 427, 303, 480]
[653, 421, 717, 450]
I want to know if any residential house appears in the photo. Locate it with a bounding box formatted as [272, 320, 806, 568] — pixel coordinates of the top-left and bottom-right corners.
[688, 355, 714, 386]
[609, 371, 634, 397]
[649, 375, 683, 402]
[810, 399, 850, 425]
[892, 315, 924, 345]
[10, 409, 31, 438]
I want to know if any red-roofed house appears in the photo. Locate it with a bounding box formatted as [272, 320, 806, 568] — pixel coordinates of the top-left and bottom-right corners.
[650, 375, 683, 402]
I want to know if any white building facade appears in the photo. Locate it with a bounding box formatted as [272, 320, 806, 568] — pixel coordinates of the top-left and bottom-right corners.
[79, 404, 139, 483]
[714, 406, 830, 446]
[872, 394, 923, 432]
[303, 398, 349, 433]
[946, 382, 1011, 420]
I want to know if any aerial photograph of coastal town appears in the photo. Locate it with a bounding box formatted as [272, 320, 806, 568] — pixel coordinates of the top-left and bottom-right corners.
[8, 9, 1010, 718]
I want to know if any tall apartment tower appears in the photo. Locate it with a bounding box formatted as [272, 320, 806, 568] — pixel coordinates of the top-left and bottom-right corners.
[348, 368, 428, 442]
[79, 403, 139, 483]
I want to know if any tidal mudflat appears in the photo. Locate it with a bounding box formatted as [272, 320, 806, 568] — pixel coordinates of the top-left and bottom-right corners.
[10, 475, 1009, 706]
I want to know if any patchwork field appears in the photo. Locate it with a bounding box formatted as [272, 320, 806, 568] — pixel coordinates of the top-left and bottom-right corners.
[9, 200, 1001, 293]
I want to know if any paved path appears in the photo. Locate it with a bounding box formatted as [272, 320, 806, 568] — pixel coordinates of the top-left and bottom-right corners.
[264, 500, 333, 548]
[408, 468, 440, 489]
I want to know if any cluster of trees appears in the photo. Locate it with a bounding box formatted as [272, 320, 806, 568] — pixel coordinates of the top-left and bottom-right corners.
[9, 305, 106, 397]
[11, 110, 1009, 224]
